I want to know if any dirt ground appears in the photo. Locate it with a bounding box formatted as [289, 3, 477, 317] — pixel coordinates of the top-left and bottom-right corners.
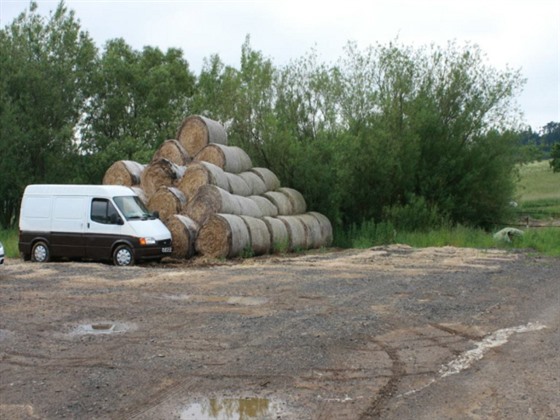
[1, 245, 559, 419]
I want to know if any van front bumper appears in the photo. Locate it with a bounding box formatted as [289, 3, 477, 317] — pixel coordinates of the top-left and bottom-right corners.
[134, 239, 172, 261]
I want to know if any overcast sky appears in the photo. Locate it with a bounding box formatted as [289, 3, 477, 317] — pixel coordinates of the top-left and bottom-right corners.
[1, 0, 558, 130]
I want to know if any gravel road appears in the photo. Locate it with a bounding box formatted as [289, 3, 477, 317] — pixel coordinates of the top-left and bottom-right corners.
[0, 245, 558, 419]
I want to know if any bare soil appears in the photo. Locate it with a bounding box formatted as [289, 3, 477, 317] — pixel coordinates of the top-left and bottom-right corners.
[1, 246, 558, 419]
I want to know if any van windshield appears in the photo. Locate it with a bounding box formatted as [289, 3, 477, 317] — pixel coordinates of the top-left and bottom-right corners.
[113, 196, 153, 221]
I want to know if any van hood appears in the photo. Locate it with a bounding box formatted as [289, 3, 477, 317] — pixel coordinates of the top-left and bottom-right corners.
[128, 219, 171, 241]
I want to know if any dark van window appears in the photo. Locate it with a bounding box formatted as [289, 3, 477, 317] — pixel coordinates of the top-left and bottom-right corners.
[91, 199, 120, 224]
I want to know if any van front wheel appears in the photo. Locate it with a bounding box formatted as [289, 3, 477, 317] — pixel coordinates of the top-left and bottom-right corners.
[113, 245, 134, 266]
[31, 241, 50, 263]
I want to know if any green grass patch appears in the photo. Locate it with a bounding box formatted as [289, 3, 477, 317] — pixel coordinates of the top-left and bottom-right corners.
[516, 160, 560, 203]
[0, 228, 19, 258]
[334, 221, 560, 257]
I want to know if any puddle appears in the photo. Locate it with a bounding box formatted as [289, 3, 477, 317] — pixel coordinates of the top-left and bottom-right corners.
[226, 297, 269, 306]
[68, 322, 135, 336]
[181, 397, 283, 419]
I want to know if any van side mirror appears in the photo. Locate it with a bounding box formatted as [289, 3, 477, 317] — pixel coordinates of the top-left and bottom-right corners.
[152, 211, 159, 219]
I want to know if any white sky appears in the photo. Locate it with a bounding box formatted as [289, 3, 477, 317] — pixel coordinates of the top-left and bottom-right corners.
[1, 0, 558, 130]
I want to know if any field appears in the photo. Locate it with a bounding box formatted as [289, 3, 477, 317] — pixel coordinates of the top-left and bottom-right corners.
[515, 160, 560, 218]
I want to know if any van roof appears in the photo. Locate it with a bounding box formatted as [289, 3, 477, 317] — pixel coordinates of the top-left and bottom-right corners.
[24, 184, 137, 197]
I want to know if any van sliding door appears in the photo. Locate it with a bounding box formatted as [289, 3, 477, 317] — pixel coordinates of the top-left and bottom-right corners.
[50, 196, 87, 258]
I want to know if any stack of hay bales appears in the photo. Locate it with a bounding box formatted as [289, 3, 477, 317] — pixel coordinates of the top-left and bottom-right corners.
[102, 114, 333, 259]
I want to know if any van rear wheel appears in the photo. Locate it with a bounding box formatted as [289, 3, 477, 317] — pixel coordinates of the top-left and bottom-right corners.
[113, 245, 134, 266]
[31, 241, 50, 263]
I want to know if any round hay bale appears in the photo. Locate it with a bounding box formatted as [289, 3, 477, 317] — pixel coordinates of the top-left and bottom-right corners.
[226, 172, 252, 196]
[296, 214, 323, 249]
[103, 160, 146, 186]
[235, 195, 263, 218]
[176, 115, 228, 157]
[248, 195, 278, 217]
[130, 186, 148, 205]
[147, 186, 187, 221]
[184, 185, 240, 225]
[176, 161, 229, 202]
[309, 211, 333, 246]
[140, 159, 186, 199]
[250, 167, 281, 191]
[152, 139, 190, 166]
[241, 216, 271, 256]
[278, 187, 306, 214]
[277, 216, 307, 251]
[195, 144, 252, 174]
[263, 217, 290, 253]
[239, 171, 267, 195]
[164, 214, 199, 259]
[263, 191, 294, 215]
[195, 213, 250, 258]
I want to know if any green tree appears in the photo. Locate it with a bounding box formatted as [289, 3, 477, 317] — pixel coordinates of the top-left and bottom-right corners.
[79, 39, 195, 183]
[0, 1, 97, 227]
[550, 144, 560, 172]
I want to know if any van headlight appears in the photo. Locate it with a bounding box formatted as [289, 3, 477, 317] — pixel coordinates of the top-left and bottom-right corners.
[139, 237, 156, 246]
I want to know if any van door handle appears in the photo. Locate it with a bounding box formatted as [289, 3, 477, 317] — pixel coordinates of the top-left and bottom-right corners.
[87, 223, 90, 228]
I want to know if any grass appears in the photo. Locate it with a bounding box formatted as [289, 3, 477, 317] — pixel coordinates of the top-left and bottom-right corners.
[515, 160, 560, 219]
[0, 228, 19, 258]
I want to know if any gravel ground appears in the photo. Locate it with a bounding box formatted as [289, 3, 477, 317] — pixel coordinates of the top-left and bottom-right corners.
[0, 245, 558, 419]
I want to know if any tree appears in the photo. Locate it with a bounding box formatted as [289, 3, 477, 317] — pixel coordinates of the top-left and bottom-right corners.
[79, 39, 196, 183]
[550, 144, 560, 172]
[0, 1, 97, 227]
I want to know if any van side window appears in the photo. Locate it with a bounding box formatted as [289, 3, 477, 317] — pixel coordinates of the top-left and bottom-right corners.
[91, 199, 120, 224]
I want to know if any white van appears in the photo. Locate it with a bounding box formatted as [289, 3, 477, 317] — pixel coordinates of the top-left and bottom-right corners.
[19, 185, 172, 266]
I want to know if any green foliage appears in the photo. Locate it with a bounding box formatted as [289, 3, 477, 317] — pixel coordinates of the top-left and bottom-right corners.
[80, 39, 196, 183]
[0, 229, 19, 258]
[0, 1, 97, 226]
[550, 144, 560, 172]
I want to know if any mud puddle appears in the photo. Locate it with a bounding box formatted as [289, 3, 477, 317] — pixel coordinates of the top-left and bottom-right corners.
[180, 397, 285, 419]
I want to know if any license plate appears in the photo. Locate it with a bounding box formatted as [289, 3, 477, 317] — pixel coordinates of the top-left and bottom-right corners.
[162, 247, 172, 253]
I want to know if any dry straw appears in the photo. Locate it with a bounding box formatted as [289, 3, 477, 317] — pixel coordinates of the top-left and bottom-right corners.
[226, 172, 252, 196]
[140, 158, 186, 198]
[250, 167, 281, 191]
[277, 215, 307, 251]
[151, 139, 190, 166]
[184, 185, 241, 225]
[278, 187, 307, 214]
[238, 171, 268, 195]
[176, 161, 229, 202]
[262, 216, 289, 253]
[263, 191, 293, 215]
[147, 186, 187, 221]
[164, 214, 199, 259]
[103, 160, 146, 186]
[241, 216, 272, 256]
[176, 115, 228, 157]
[247, 195, 278, 217]
[195, 144, 253, 174]
[196, 213, 250, 258]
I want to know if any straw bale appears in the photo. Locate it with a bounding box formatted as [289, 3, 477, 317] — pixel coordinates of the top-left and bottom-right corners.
[164, 214, 199, 259]
[296, 214, 323, 249]
[103, 160, 146, 186]
[262, 217, 290, 253]
[195, 214, 250, 258]
[309, 211, 333, 246]
[147, 186, 187, 221]
[263, 191, 294, 215]
[184, 185, 240, 225]
[278, 187, 307, 214]
[152, 139, 190, 166]
[176, 115, 228, 157]
[176, 161, 229, 202]
[140, 159, 186, 198]
[277, 216, 307, 251]
[130, 186, 148, 205]
[248, 195, 278, 217]
[235, 195, 264, 218]
[226, 172, 252, 196]
[195, 144, 252, 174]
[239, 171, 267, 195]
[250, 167, 281, 191]
[240, 216, 271, 256]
